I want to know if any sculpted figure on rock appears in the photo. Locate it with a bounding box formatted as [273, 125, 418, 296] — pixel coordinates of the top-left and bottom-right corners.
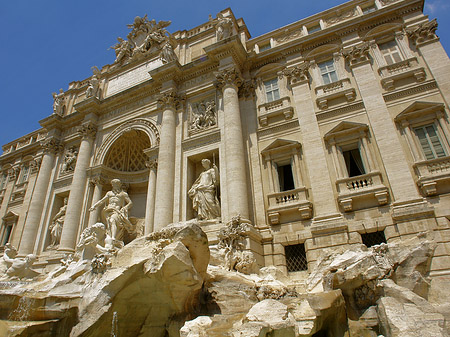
[89, 179, 133, 241]
[189, 159, 221, 220]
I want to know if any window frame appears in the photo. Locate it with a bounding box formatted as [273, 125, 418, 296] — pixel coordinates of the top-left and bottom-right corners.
[263, 78, 281, 103]
[318, 59, 339, 85]
[413, 123, 447, 160]
[378, 39, 404, 65]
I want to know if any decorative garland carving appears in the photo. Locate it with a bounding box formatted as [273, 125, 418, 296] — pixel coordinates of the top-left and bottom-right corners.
[214, 68, 243, 91]
[407, 19, 438, 46]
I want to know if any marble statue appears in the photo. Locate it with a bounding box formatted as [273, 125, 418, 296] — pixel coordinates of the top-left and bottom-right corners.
[215, 13, 233, 41]
[61, 147, 78, 173]
[75, 222, 118, 261]
[110, 37, 131, 64]
[48, 197, 68, 248]
[52, 89, 64, 115]
[188, 159, 221, 220]
[89, 179, 133, 241]
[86, 75, 99, 98]
[3, 252, 39, 279]
[161, 38, 177, 63]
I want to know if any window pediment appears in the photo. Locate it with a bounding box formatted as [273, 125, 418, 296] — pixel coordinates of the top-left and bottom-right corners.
[261, 139, 301, 157]
[364, 23, 402, 41]
[395, 101, 445, 123]
[306, 44, 340, 60]
[255, 63, 284, 78]
[325, 121, 368, 142]
[3, 211, 18, 222]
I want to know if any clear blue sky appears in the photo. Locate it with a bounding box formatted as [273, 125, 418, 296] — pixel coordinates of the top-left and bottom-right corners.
[0, 0, 449, 149]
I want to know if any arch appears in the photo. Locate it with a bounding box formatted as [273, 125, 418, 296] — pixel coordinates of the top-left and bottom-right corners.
[255, 63, 285, 77]
[364, 23, 402, 40]
[306, 44, 340, 59]
[95, 119, 159, 166]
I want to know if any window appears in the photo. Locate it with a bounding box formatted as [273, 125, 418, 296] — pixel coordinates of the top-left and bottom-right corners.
[362, 4, 377, 14]
[277, 163, 295, 192]
[259, 43, 271, 52]
[361, 231, 386, 248]
[1, 225, 13, 246]
[0, 174, 6, 190]
[379, 40, 403, 65]
[318, 60, 338, 84]
[414, 124, 446, 160]
[308, 24, 321, 34]
[285, 243, 308, 272]
[342, 147, 366, 177]
[19, 166, 29, 184]
[264, 78, 280, 102]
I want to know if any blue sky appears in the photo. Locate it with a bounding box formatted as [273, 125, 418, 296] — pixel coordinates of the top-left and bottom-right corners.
[0, 0, 449, 149]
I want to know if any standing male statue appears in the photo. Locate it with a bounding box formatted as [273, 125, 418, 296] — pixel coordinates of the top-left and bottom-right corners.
[48, 197, 68, 248]
[188, 159, 221, 220]
[89, 179, 133, 241]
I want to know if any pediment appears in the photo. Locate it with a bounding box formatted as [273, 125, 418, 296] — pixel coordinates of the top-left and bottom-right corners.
[325, 121, 368, 140]
[306, 44, 340, 59]
[395, 101, 445, 121]
[3, 211, 18, 221]
[365, 23, 402, 40]
[261, 139, 300, 156]
[255, 63, 284, 77]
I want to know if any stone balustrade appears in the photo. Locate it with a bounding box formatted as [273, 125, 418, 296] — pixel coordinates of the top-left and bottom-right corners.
[414, 156, 450, 196]
[378, 57, 426, 90]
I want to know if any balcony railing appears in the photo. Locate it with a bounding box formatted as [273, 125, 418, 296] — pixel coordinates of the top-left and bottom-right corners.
[267, 187, 312, 223]
[258, 96, 294, 127]
[378, 57, 426, 90]
[315, 78, 356, 109]
[414, 156, 450, 196]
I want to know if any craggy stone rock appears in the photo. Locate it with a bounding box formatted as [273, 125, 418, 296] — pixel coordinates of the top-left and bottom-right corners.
[180, 316, 212, 337]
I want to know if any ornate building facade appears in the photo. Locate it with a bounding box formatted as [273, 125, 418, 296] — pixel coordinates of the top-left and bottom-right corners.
[0, 0, 449, 284]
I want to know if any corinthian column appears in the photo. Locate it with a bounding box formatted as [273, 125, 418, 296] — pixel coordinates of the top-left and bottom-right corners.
[59, 122, 97, 252]
[19, 137, 61, 255]
[153, 91, 182, 230]
[145, 158, 158, 234]
[215, 68, 249, 220]
[87, 176, 103, 226]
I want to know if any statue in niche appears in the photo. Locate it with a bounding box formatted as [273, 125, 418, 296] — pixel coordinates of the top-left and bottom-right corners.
[190, 100, 217, 131]
[215, 13, 233, 41]
[52, 89, 64, 115]
[86, 74, 99, 99]
[110, 37, 132, 64]
[61, 147, 78, 173]
[48, 197, 68, 248]
[89, 179, 133, 241]
[188, 159, 221, 220]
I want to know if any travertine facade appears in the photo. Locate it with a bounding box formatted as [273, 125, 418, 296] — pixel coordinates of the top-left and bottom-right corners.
[1, 0, 449, 289]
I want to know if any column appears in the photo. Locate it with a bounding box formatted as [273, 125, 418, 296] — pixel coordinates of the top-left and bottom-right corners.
[59, 123, 97, 252]
[330, 140, 345, 179]
[87, 177, 103, 226]
[144, 159, 157, 235]
[153, 91, 180, 231]
[360, 135, 375, 172]
[19, 138, 60, 255]
[285, 64, 339, 217]
[346, 47, 420, 202]
[215, 68, 250, 220]
[408, 20, 450, 106]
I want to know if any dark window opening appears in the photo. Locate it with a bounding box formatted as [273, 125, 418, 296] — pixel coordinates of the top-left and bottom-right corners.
[311, 331, 328, 337]
[1, 225, 13, 246]
[361, 231, 387, 248]
[285, 243, 308, 272]
[343, 148, 365, 177]
[277, 164, 295, 191]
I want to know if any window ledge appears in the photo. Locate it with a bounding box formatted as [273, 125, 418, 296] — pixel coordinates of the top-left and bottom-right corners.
[258, 96, 294, 127]
[378, 57, 426, 90]
[315, 78, 356, 109]
[414, 156, 450, 196]
[336, 171, 389, 211]
[267, 187, 312, 224]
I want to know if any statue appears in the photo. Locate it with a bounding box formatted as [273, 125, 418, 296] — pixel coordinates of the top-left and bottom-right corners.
[89, 179, 133, 241]
[161, 38, 177, 63]
[52, 89, 64, 115]
[86, 75, 99, 98]
[75, 222, 118, 261]
[1, 245, 40, 280]
[110, 37, 131, 64]
[215, 13, 233, 41]
[188, 159, 221, 220]
[61, 147, 78, 173]
[48, 197, 68, 248]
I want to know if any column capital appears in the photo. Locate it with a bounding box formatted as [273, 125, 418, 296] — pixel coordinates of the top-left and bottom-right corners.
[77, 122, 97, 140]
[157, 90, 184, 111]
[214, 67, 243, 91]
[406, 19, 439, 47]
[30, 157, 42, 173]
[343, 43, 370, 68]
[238, 80, 256, 98]
[146, 158, 158, 170]
[40, 137, 63, 155]
[281, 63, 310, 86]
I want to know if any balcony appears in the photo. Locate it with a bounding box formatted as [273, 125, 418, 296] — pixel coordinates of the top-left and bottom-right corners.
[378, 57, 426, 91]
[315, 78, 356, 109]
[267, 187, 312, 224]
[258, 96, 294, 127]
[336, 171, 389, 211]
[414, 156, 450, 196]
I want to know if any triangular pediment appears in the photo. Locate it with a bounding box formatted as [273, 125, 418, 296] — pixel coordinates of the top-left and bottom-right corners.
[3, 211, 18, 221]
[261, 139, 300, 156]
[395, 101, 445, 121]
[325, 121, 368, 140]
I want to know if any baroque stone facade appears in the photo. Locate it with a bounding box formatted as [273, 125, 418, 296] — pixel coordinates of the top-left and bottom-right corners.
[1, 1, 450, 335]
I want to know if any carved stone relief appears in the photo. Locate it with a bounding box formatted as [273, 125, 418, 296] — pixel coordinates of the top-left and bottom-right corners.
[189, 98, 217, 132]
[61, 147, 78, 173]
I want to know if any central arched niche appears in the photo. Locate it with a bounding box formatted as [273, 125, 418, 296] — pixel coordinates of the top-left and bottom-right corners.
[102, 130, 151, 221]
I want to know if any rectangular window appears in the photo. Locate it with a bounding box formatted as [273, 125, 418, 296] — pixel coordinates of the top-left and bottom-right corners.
[277, 163, 295, 192]
[285, 243, 308, 272]
[0, 174, 6, 190]
[259, 43, 271, 52]
[379, 40, 403, 65]
[318, 60, 338, 85]
[343, 147, 366, 177]
[1, 225, 13, 246]
[362, 4, 377, 14]
[414, 124, 446, 160]
[361, 231, 386, 248]
[19, 166, 29, 184]
[308, 24, 321, 34]
[264, 78, 280, 103]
